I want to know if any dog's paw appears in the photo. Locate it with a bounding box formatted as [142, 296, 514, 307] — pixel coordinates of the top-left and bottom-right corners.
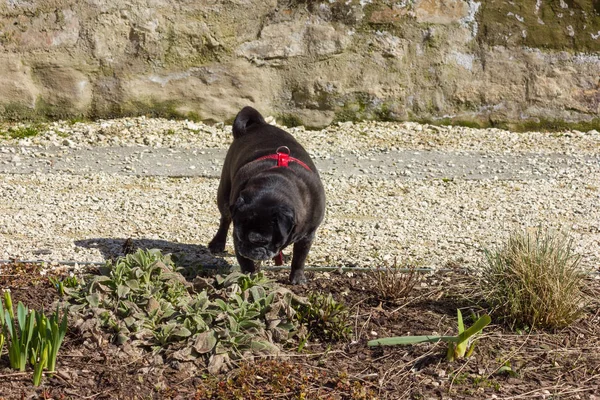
[208, 238, 226, 254]
[289, 270, 307, 285]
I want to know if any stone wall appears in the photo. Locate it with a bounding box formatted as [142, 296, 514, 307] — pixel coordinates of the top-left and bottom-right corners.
[0, 0, 598, 127]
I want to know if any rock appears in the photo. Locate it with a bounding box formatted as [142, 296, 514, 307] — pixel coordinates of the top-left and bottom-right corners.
[0, 7, 80, 51]
[0, 55, 39, 114]
[371, 32, 409, 59]
[90, 14, 131, 63]
[368, 5, 411, 24]
[34, 65, 93, 115]
[237, 21, 306, 60]
[414, 0, 470, 24]
[237, 18, 349, 60]
[121, 60, 281, 123]
[290, 109, 336, 129]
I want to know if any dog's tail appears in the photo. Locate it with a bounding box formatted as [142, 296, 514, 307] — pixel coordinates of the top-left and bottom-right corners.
[232, 106, 266, 139]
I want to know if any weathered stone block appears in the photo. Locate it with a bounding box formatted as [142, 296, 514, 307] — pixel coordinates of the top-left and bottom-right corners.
[33, 65, 93, 115]
[0, 55, 39, 114]
[414, 0, 469, 24]
[237, 18, 349, 60]
[121, 60, 282, 122]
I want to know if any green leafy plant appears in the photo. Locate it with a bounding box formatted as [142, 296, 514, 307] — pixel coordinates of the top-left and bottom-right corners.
[2, 291, 36, 371]
[31, 316, 49, 387]
[368, 309, 491, 361]
[36, 305, 68, 373]
[1, 291, 68, 385]
[482, 228, 587, 329]
[294, 292, 352, 342]
[3, 125, 42, 139]
[49, 275, 79, 297]
[49, 277, 64, 296]
[67, 249, 302, 372]
[497, 360, 518, 377]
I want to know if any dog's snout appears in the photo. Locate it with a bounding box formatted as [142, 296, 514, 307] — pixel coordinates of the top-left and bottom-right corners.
[248, 231, 270, 245]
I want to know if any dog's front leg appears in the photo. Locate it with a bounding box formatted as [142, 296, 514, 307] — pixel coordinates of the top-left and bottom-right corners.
[208, 215, 231, 253]
[289, 235, 314, 285]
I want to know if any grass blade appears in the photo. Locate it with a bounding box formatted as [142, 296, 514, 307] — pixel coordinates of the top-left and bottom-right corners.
[33, 342, 49, 386]
[457, 309, 465, 334]
[17, 302, 27, 332]
[457, 315, 491, 343]
[368, 335, 457, 347]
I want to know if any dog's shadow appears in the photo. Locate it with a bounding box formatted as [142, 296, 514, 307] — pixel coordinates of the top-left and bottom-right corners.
[74, 237, 232, 273]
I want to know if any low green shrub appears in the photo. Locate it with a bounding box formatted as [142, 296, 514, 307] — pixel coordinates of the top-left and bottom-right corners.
[67, 249, 303, 373]
[294, 292, 352, 342]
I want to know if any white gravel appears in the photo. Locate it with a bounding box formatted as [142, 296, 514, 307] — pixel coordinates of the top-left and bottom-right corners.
[0, 117, 598, 272]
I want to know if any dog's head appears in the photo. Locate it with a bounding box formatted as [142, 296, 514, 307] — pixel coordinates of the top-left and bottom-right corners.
[230, 191, 296, 261]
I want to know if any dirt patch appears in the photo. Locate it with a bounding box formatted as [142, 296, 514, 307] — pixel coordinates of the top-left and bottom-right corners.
[0, 263, 599, 399]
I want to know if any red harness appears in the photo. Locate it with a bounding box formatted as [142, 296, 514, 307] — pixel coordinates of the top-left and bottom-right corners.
[253, 146, 312, 171]
[252, 146, 310, 266]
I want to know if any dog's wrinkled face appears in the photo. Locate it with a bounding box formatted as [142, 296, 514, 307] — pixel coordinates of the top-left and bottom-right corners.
[231, 193, 295, 261]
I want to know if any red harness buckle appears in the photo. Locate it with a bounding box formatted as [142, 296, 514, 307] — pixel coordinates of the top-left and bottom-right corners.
[276, 146, 290, 167]
[253, 146, 312, 171]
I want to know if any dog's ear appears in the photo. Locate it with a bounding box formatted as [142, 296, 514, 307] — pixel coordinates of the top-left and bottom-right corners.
[230, 194, 247, 217]
[232, 106, 266, 139]
[275, 205, 295, 237]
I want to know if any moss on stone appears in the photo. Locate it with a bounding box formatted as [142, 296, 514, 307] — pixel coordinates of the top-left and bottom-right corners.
[333, 100, 367, 123]
[415, 117, 488, 129]
[34, 98, 78, 120]
[373, 102, 397, 122]
[277, 113, 304, 128]
[0, 97, 84, 122]
[185, 111, 202, 122]
[1, 98, 94, 123]
[509, 117, 600, 132]
[333, 93, 402, 123]
[120, 99, 203, 121]
[1, 102, 45, 122]
[477, 0, 600, 52]
[413, 115, 600, 132]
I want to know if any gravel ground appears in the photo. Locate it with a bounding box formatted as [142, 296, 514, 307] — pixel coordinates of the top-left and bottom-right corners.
[0, 117, 598, 272]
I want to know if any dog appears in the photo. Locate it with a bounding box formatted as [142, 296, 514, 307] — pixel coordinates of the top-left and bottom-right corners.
[208, 106, 325, 284]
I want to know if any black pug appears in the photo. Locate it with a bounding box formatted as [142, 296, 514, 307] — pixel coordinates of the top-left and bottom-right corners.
[208, 106, 325, 284]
